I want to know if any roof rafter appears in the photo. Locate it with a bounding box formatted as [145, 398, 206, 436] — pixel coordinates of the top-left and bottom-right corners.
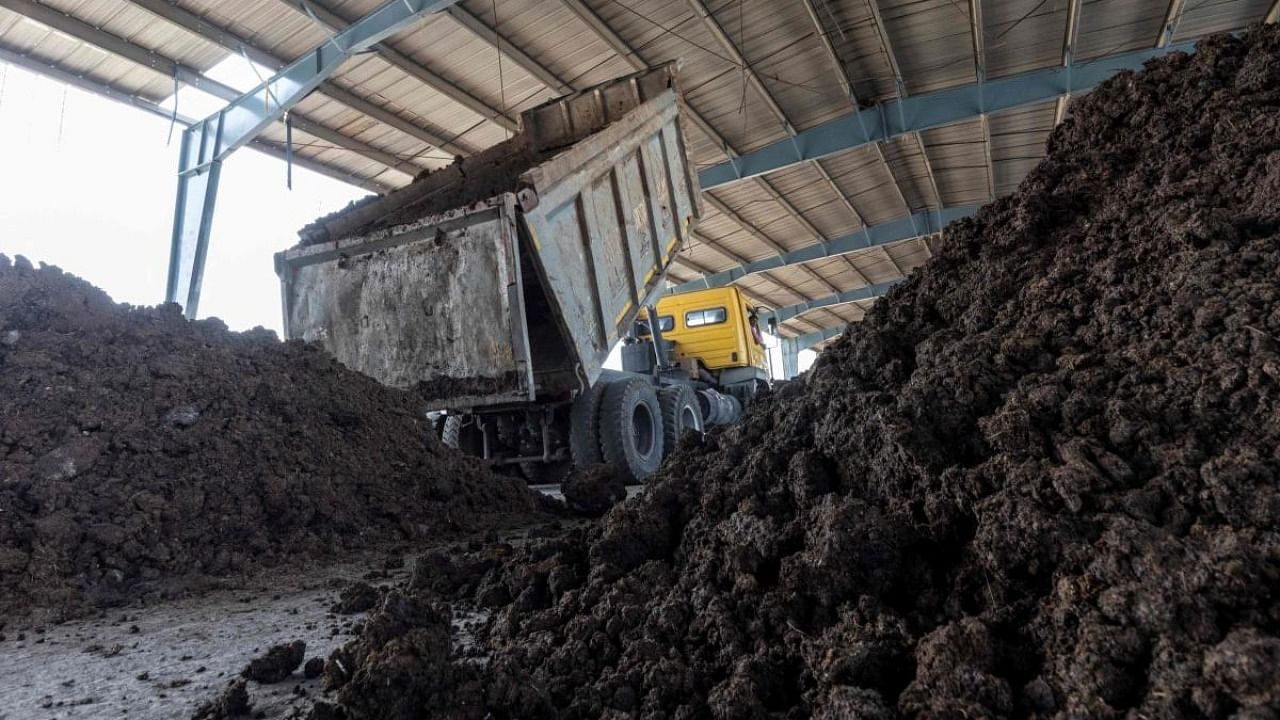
[681, 0, 872, 301]
[789, 315, 827, 335]
[1055, 0, 1083, 124]
[776, 9, 888, 290]
[807, 161, 875, 283]
[789, 324, 846, 352]
[687, 230, 813, 307]
[1158, 0, 1188, 47]
[981, 112, 996, 200]
[277, 0, 518, 132]
[865, 0, 942, 215]
[671, 206, 975, 294]
[747, 180, 846, 296]
[0, 0, 422, 179]
[127, 0, 471, 157]
[684, 0, 795, 134]
[550, 0, 812, 306]
[969, 0, 987, 81]
[758, 281, 897, 325]
[697, 40, 1199, 189]
[442, 5, 573, 94]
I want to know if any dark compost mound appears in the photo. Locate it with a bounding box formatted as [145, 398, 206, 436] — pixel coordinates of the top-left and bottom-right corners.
[275, 28, 1277, 719]
[0, 257, 547, 619]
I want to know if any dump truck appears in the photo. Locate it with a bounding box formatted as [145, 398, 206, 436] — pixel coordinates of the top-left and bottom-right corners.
[275, 65, 769, 483]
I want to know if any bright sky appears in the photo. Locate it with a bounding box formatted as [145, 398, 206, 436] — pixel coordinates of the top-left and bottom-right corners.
[0, 58, 366, 335]
[0, 57, 813, 376]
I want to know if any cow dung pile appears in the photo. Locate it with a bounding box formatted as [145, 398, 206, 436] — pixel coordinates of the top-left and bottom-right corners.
[279, 27, 1280, 720]
[0, 257, 549, 620]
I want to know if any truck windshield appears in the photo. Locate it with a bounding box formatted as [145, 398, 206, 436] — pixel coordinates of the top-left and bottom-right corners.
[637, 315, 674, 337]
[685, 307, 727, 327]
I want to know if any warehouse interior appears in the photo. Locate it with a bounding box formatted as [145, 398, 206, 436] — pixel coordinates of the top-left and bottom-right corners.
[0, 0, 1278, 718]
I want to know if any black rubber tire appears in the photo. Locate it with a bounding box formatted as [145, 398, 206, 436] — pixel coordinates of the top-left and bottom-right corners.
[441, 415, 484, 456]
[569, 382, 608, 468]
[658, 384, 703, 458]
[598, 377, 664, 483]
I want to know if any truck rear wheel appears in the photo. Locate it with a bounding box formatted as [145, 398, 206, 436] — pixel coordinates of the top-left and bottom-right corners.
[598, 378, 664, 483]
[570, 382, 608, 468]
[659, 385, 702, 458]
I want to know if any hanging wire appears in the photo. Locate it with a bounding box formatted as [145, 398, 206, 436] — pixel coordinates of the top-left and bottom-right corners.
[738, 0, 749, 137]
[166, 71, 179, 146]
[239, 47, 282, 114]
[55, 84, 67, 145]
[492, 0, 509, 141]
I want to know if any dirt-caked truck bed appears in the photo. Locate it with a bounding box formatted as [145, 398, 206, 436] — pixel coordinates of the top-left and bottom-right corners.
[276, 65, 706, 483]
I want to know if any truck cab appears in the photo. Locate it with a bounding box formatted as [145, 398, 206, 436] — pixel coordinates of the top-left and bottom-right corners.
[629, 286, 770, 402]
[653, 286, 768, 378]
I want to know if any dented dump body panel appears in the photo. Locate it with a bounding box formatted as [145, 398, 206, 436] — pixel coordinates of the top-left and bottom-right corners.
[276, 65, 700, 410]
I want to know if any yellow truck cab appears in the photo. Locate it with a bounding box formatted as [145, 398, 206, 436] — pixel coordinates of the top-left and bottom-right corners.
[653, 286, 769, 374]
[623, 286, 771, 408]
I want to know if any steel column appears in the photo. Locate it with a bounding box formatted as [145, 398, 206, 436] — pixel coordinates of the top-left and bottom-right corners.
[779, 325, 846, 378]
[780, 337, 801, 380]
[0, 44, 390, 195]
[166, 0, 462, 316]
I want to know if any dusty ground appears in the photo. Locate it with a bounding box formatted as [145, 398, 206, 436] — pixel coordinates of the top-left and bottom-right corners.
[0, 555, 385, 720]
[0, 512, 578, 720]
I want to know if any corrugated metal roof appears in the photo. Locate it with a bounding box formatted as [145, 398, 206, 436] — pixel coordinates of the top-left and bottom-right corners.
[0, 0, 1269, 329]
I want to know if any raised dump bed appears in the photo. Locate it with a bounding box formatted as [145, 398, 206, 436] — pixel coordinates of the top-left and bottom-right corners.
[276, 65, 729, 484]
[277, 64, 700, 410]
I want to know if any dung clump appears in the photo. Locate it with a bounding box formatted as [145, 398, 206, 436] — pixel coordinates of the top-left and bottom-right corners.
[191, 678, 251, 719]
[560, 463, 626, 516]
[241, 640, 306, 684]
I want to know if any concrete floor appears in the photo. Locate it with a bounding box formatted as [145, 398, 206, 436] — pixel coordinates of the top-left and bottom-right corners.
[0, 555, 402, 720]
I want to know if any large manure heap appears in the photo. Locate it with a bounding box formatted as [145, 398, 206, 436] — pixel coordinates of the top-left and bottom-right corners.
[289, 27, 1280, 720]
[0, 257, 545, 619]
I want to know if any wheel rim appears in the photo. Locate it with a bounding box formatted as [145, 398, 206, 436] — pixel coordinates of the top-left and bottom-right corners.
[679, 404, 699, 434]
[632, 403, 656, 457]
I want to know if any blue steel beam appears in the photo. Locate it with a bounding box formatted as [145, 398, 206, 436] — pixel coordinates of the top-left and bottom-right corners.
[791, 325, 846, 351]
[167, 0, 461, 316]
[759, 281, 899, 326]
[778, 324, 846, 378]
[0, 44, 390, 195]
[670, 205, 976, 295]
[697, 41, 1198, 190]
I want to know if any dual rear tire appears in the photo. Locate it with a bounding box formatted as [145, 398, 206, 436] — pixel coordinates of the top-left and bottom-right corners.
[570, 378, 704, 484]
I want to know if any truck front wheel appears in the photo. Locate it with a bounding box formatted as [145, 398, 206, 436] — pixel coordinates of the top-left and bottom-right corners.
[598, 378, 664, 483]
[441, 415, 484, 456]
